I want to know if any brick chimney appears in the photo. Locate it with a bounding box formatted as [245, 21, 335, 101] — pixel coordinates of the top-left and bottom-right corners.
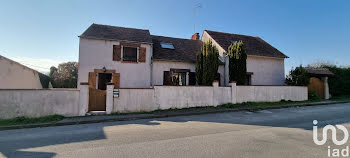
[191, 33, 200, 40]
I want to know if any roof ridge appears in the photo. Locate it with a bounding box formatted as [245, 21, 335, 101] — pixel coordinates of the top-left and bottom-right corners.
[205, 30, 259, 39]
[151, 34, 201, 42]
[92, 23, 150, 32]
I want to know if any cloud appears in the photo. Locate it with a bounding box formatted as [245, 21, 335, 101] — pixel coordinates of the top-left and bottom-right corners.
[8, 57, 65, 74]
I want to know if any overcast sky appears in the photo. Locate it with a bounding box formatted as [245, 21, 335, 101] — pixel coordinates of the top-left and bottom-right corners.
[0, 0, 349, 73]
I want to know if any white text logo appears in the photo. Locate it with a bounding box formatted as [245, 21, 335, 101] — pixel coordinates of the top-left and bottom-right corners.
[313, 120, 349, 145]
[313, 120, 349, 157]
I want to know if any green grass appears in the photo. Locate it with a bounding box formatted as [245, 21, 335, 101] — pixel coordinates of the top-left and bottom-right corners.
[0, 115, 64, 126]
[219, 100, 316, 110]
[220, 95, 350, 110]
[111, 106, 220, 115]
[330, 95, 350, 101]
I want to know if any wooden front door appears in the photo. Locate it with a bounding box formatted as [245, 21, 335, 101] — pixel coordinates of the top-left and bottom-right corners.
[308, 77, 325, 99]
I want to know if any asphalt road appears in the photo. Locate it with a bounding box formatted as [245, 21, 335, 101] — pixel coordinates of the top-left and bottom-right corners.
[1, 103, 350, 158]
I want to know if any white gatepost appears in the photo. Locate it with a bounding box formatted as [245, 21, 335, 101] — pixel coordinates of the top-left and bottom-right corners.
[79, 83, 89, 116]
[213, 80, 219, 106]
[231, 81, 237, 104]
[323, 77, 330, 100]
[106, 83, 114, 114]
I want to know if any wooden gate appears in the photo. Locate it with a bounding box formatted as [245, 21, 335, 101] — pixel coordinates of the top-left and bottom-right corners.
[89, 88, 106, 111]
[88, 70, 119, 112]
[308, 77, 324, 99]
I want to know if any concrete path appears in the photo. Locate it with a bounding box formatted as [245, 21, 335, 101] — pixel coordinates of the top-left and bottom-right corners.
[1, 102, 350, 158]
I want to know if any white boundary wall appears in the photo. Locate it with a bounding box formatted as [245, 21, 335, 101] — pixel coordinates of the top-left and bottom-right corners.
[0, 83, 307, 118]
[236, 86, 307, 103]
[113, 88, 157, 113]
[112, 82, 308, 113]
[0, 89, 81, 119]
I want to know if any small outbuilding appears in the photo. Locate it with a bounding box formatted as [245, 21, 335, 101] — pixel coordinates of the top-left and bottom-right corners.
[304, 67, 334, 99]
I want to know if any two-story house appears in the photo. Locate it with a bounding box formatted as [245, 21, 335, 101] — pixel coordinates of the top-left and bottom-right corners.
[78, 23, 287, 91]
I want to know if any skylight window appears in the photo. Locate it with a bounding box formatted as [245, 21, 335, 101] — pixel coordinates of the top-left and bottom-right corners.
[160, 43, 175, 49]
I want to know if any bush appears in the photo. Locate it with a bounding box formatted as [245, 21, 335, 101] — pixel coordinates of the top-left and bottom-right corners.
[321, 65, 350, 96]
[0, 115, 64, 126]
[228, 41, 247, 85]
[196, 40, 219, 85]
[285, 65, 309, 86]
[308, 91, 321, 101]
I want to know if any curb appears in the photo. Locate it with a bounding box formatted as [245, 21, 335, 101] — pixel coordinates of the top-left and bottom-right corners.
[1, 101, 349, 131]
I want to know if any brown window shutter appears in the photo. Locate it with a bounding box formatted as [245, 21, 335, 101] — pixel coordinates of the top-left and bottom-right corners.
[138, 47, 146, 62]
[88, 72, 97, 89]
[113, 45, 121, 61]
[112, 73, 120, 88]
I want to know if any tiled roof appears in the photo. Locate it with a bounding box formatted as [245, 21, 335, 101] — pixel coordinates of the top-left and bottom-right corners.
[79, 24, 289, 62]
[80, 24, 152, 43]
[205, 30, 288, 58]
[304, 67, 334, 76]
[152, 35, 202, 63]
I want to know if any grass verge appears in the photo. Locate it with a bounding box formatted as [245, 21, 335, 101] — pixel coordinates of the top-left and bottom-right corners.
[330, 95, 350, 101]
[0, 115, 64, 126]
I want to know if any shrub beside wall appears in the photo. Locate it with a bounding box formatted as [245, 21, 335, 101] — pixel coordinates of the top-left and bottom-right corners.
[322, 65, 350, 96]
[228, 40, 247, 85]
[196, 40, 219, 85]
[285, 66, 309, 86]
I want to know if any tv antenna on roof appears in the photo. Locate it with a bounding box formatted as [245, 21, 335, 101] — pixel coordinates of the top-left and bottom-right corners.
[194, 3, 202, 33]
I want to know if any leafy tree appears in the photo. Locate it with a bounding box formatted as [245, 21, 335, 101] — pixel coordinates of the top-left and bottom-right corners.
[196, 40, 219, 85]
[228, 41, 247, 85]
[49, 62, 78, 88]
[285, 65, 309, 86]
[196, 51, 203, 85]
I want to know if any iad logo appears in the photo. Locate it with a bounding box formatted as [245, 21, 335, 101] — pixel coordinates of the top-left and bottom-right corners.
[313, 120, 349, 157]
[313, 120, 349, 145]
